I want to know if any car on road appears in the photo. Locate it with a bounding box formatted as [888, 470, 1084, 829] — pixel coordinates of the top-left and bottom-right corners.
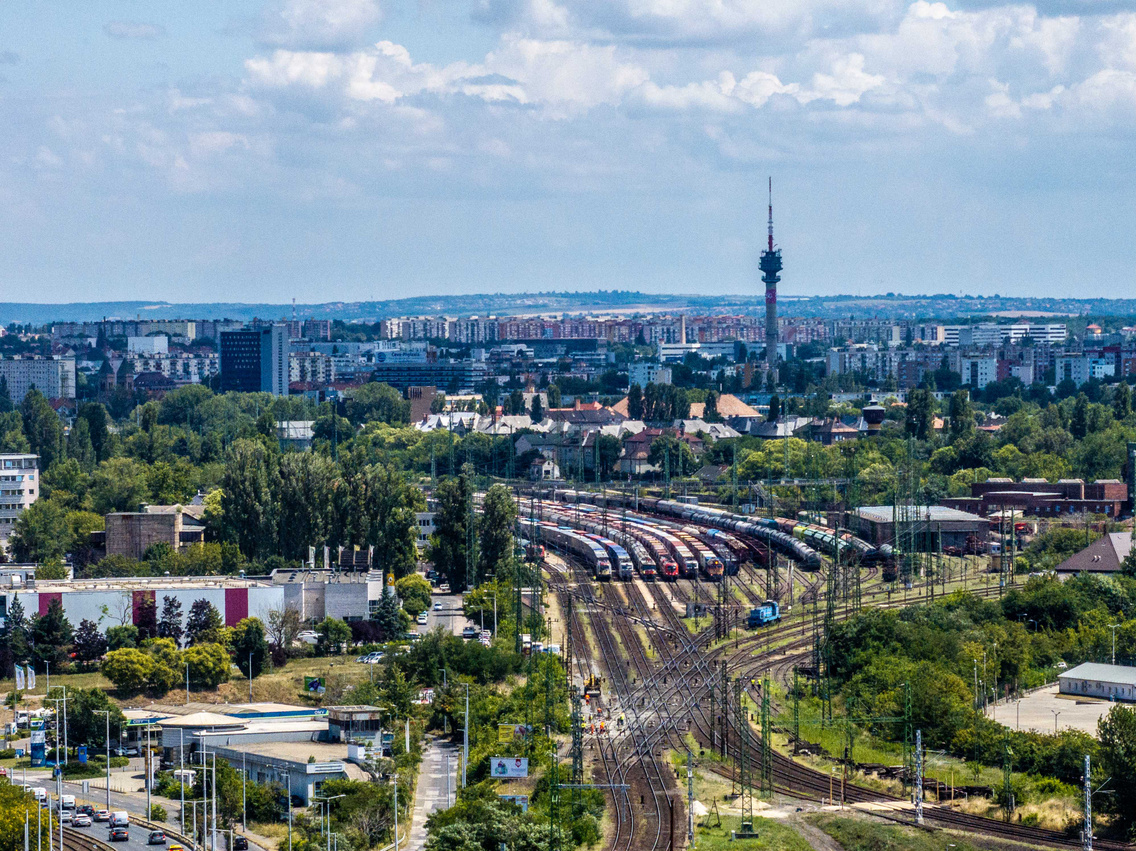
[109, 828, 129, 842]
[58, 810, 72, 824]
[94, 810, 110, 822]
[461, 626, 478, 639]
[233, 837, 249, 851]
[76, 805, 94, 817]
[437, 583, 450, 594]
[113, 746, 139, 757]
[433, 601, 443, 611]
[416, 612, 428, 625]
[148, 830, 166, 845]
[72, 814, 92, 827]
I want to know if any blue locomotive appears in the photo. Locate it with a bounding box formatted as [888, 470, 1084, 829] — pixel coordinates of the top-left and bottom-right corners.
[746, 600, 781, 629]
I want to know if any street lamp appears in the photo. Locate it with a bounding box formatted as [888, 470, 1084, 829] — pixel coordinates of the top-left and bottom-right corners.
[93, 710, 111, 814]
[1109, 624, 1119, 666]
[313, 795, 346, 851]
[1051, 709, 1062, 734]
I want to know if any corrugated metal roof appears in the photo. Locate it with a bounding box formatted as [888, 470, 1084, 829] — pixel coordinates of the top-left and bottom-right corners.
[1059, 662, 1136, 686]
[854, 506, 986, 523]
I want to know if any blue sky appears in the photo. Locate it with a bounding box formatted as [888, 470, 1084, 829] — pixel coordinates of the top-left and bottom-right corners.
[2, 0, 1135, 303]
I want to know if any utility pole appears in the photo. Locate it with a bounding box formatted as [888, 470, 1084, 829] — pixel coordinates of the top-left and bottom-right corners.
[686, 751, 694, 844]
[94, 710, 111, 814]
[1083, 754, 1092, 851]
[462, 684, 470, 789]
[914, 729, 923, 826]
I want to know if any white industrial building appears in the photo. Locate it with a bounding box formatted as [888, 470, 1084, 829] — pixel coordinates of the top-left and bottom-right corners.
[1058, 663, 1136, 702]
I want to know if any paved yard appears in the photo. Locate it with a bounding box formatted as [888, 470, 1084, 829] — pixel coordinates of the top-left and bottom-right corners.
[987, 684, 1121, 735]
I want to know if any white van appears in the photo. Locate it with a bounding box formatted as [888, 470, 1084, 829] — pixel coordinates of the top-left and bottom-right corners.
[32, 788, 47, 806]
[110, 812, 129, 828]
[60, 795, 76, 811]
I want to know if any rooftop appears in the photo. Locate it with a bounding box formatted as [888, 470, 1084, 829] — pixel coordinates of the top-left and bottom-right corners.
[1059, 662, 1136, 687]
[855, 505, 986, 524]
[29, 575, 273, 593]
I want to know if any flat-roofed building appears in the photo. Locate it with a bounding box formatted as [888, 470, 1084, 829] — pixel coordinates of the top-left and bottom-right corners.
[1059, 663, 1136, 702]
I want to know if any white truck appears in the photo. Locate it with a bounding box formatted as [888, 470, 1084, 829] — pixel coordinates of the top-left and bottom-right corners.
[110, 811, 129, 828]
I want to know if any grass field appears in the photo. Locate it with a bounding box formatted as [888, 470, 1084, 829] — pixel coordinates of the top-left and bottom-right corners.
[807, 813, 983, 851]
[694, 815, 812, 851]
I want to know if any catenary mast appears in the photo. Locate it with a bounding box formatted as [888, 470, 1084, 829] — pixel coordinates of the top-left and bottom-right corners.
[759, 177, 782, 385]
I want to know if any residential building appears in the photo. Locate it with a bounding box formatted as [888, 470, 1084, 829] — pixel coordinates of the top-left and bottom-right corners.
[958, 355, 998, 389]
[0, 454, 38, 551]
[127, 336, 169, 355]
[220, 325, 289, 396]
[0, 356, 76, 401]
[1058, 663, 1136, 702]
[629, 363, 672, 388]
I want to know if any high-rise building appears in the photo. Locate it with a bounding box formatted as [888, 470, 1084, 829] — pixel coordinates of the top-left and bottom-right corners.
[0, 356, 76, 401]
[0, 454, 38, 551]
[219, 325, 289, 396]
[759, 178, 782, 384]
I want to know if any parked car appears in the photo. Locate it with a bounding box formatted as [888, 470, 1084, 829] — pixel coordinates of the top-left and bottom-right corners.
[72, 815, 92, 827]
[113, 747, 139, 757]
[148, 830, 166, 845]
[109, 828, 129, 842]
[297, 631, 320, 645]
[94, 810, 110, 823]
[461, 626, 478, 639]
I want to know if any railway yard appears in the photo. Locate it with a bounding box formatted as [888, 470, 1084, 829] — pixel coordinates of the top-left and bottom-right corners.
[510, 488, 1127, 851]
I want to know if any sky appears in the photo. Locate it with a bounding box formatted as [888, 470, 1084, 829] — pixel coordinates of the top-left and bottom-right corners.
[2, 0, 1136, 303]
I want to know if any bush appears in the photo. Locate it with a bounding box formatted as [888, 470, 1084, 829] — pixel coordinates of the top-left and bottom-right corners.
[0, 749, 15, 759]
[149, 804, 167, 821]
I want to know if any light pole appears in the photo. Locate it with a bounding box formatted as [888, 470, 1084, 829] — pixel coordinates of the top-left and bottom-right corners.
[462, 684, 470, 789]
[146, 723, 152, 819]
[180, 729, 186, 839]
[93, 710, 111, 814]
[1109, 624, 1119, 665]
[248, 653, 253, 703]
[392, 775, 399, 851]
[241, 752, 246, 831]
[313, 795, 345, 851]
[186, 663, 191, 705]
[1051, 709, 1061, 734]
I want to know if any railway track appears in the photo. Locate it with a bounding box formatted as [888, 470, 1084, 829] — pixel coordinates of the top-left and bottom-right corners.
[545, 545, 1130, 851]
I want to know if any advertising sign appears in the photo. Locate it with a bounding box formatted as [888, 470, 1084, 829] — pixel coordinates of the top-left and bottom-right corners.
[78, 746, 88, 765]
[499, 795, 529, 812]
[490, 757, 528, 779]
[29, 731, 45, 767]
[497, 724, 529, 743]
[304, 677, 326, 695]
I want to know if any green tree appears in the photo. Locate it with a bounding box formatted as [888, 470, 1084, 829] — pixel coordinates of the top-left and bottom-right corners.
[106, 624, 139, 651]
[78, 402, 112, 463]
[529, 394, 543, 423]
[157, 595, 184, 647]
[21, 389, 64, 470]
[55, 687, 124, 748]
[0, 410, 29, 453]
[647, 435, 697, 477]
[546, 384, 562, 409]
[72, 619, 108, 664]
[101, 648, 154, 692]
[1113, 382, 1132, 421]
[345, 382, 410, 426]
[429, 472, 471, 592]
[90, 457, 151, 513]
[31, 598, 73, 671]
[627, 384, 644, 420]
[315, 616, 351, 656]
[221, 439, 279, 560]
[231, 618, 270, 680]
[1070, 393, 1089, 440]
[767, 395, 781, 422]
[66, 417, 97, 472]
[905, 388, 935, 440]
[266, 607, 303, 662]
[374, 584, 402, 641]
[395, 574, 433, 617]
[185, 599, 223, 646]
[478, 485, 516, 582]
[355, 464, 421, 579]
[9, 499, 71, 563]
[947, 389, 975, 439]
[184, 643, 231, 689]
[703, 391, 721, 423]
[276, 452, 336, 561]
[1098, 704, 1136, 829]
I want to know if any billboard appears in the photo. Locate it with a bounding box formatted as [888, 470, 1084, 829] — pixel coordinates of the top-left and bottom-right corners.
[29, 731, 45, 767]
[499, 795, 529, 812]
[498, 724, 530, 743]
[304, 677, 326, 695]
[490, 757, 528, 779]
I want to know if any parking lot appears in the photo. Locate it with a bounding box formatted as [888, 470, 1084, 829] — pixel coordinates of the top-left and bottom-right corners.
[986, 684, 1118, 735]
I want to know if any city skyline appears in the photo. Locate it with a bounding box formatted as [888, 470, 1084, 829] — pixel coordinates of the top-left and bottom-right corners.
[3, 0, 1136, 300]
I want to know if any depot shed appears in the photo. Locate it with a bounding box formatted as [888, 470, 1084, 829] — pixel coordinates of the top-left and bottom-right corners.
[1058, 662, 1136, 702]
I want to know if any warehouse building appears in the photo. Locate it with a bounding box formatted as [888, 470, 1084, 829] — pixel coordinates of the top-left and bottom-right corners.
[852, 505, 987, 550]
[1058, 663, 1136, 702]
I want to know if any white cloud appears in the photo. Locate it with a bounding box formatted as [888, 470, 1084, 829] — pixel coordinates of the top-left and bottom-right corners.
[258, 0, 382, 49]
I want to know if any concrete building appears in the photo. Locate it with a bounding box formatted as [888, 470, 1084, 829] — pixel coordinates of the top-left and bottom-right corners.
[0, 356, 76, 401]
[105, 506, 206, 560]
[0, 454, 38, 551]
[1059, 663, 1136, 702]
[128, 336, 169, 355]
[414, 510, 435, 552]
[942, 478, 1128, 519]
[2, 575, 284, 634]
[852, 505, 987, 550]
[220, 326, 289, 396]
[270, 569, 393, 622]
[628, 363, 672, 388]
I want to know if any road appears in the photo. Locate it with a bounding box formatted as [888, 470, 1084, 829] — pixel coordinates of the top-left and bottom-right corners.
[420, 593, 477, 637]
[404, 737, 458, 851]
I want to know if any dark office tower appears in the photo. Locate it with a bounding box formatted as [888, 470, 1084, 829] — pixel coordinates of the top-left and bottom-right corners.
[759, 177, 782, 385]
[219, 325, 289, 396]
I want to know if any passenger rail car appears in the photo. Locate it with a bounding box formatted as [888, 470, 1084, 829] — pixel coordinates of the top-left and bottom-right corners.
[584, 534, 634, 581]
[516, 519, 613, 580]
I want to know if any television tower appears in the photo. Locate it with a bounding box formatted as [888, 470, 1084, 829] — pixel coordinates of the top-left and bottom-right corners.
[759, 177, 782, 385]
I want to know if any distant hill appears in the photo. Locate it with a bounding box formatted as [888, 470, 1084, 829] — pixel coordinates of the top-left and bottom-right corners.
[2, 292, 1134, 326]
